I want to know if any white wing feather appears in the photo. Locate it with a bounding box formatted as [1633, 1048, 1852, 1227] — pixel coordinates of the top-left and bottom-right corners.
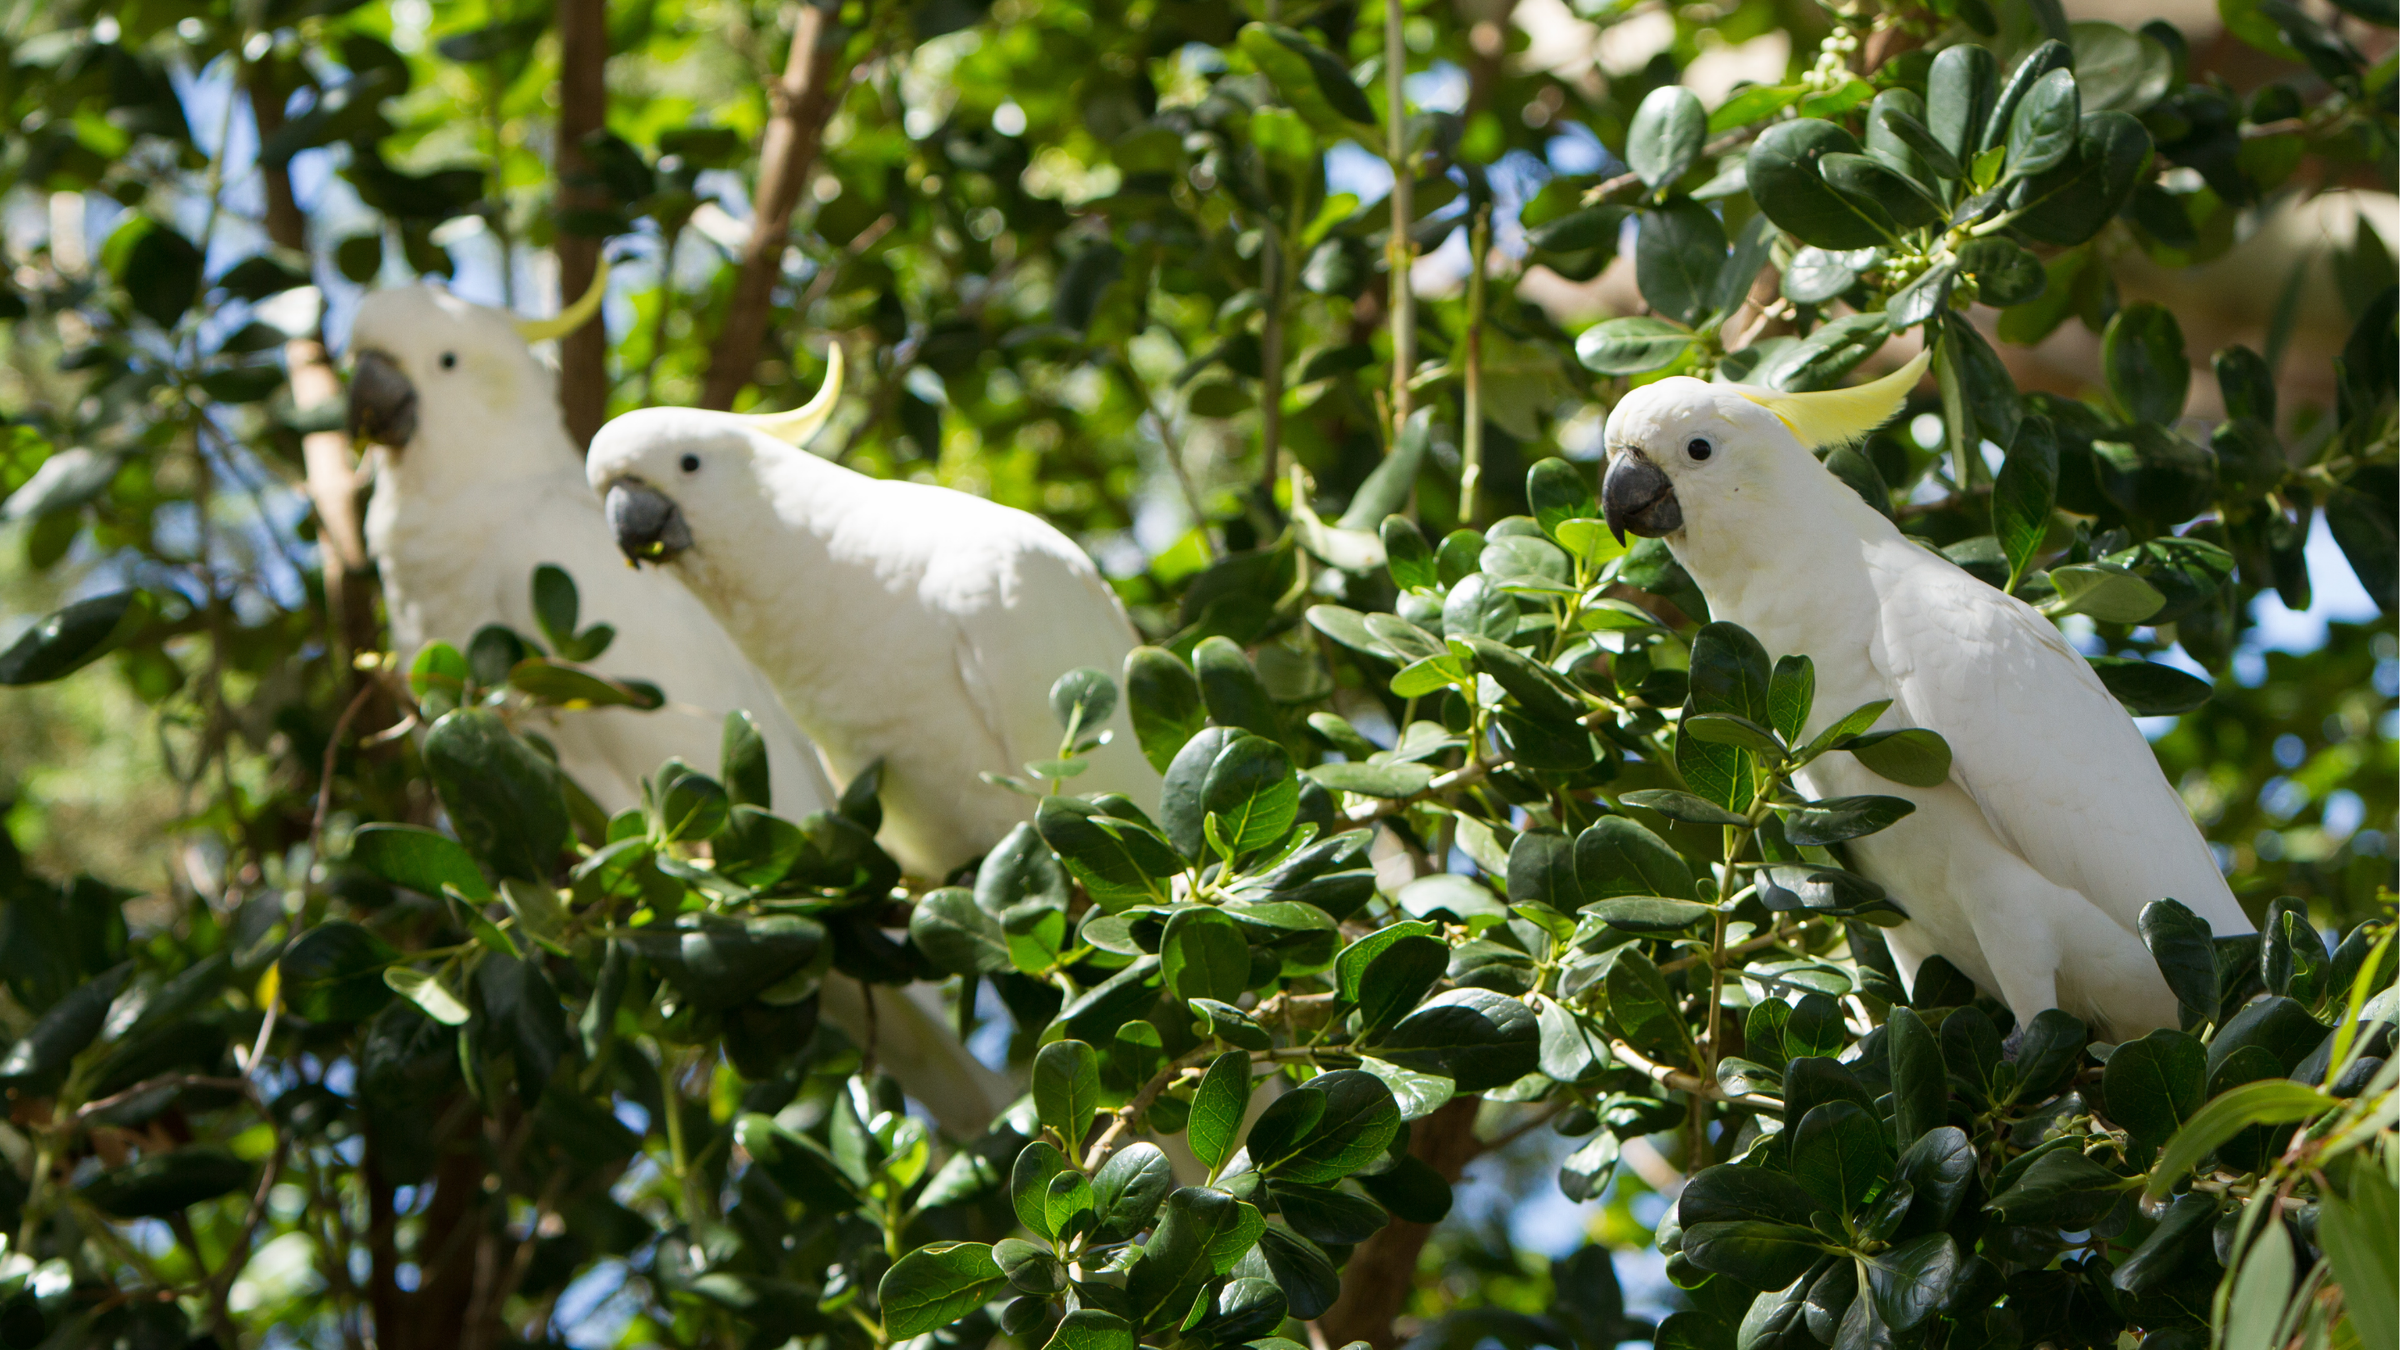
[1863, 541, 2250, 937]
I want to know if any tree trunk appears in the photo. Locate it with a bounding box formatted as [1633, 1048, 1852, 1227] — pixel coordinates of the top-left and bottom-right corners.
[1315, 1096, 1485, 1350]
[699, 1, 844, 410]
[245, 56, 379, 674]
[554, 0, 610, 450]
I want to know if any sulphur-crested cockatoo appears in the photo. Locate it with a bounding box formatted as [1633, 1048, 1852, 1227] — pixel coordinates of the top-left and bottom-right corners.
[345, 286, 1011, 1134]
[582, 349, 1162, 879]
[1599, 353, 2252, 1039]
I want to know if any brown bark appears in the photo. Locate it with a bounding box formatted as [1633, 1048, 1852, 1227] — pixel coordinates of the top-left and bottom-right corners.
[554, 0, 610, 449]
[245, 57, 379, 672]
[1315, 1096, 1485, 1350]
[699, 2, 845, 410]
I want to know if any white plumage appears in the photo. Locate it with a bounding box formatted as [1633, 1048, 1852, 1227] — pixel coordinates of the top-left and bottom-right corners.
[345, 288, 1012, 1133]
[584, 376, 1163, 880]
[1601, 358, 2253, 1038]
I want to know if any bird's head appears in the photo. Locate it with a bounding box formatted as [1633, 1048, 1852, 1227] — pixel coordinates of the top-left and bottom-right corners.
[1601, 349, 1931, 544]
[343, 266, 607, 464]
[586, 345, 845, 567]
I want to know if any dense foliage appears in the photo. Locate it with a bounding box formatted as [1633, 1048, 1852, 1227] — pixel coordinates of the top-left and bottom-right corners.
[0, 0, 2392, 1348]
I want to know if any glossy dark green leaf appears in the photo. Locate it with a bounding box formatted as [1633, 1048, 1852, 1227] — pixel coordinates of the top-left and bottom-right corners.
[737, 1114, 864, 1211]
[2088, 657, 2211, 716]
[1354, 934, 1448, 1032]
[2100, 1028, 2205, 1150]
[1379, 988, 1540, 1090]
[422, 710, 569, 882]
[1126, 646, 1206, 773]
[1619, 789, 1747, 826]
[1528, 458, 1600, 543]
[1991, 415, 2058, 583]
[1254, 1226, 1341, 1319]
[1576, 815, 1696, 901]
[2004, 68, 2080, 179]
[1128, 1187, 1265, 1329]
[2214, 344, 2276, 424]
[1892, 1126, 1975, 1234]
[1602, 949, 1692, 1062]
[1841, 728, 1952, 788]
[2102, 302, 2189, 425]
[1865, 1233, 1959, 1332]
[1984, 1147, 2131, 1228]
[2327, 476, 2398, 616]
[1161, 907, 1251, 1007]
[1680, 1221, 1831, 1290]
[1382, 517, 1436, 590]
[1627, 85, 1707, 190]
[1748, 119, 1895, 249]
[1636, 202, 1728, 328]
[1781, 247, 1868, 306]
[1958, 237, 2046, 307]
[1575, 316, 1695, 374]
[1358, 1154, 1453, 1224]
[1820, 153, 1943, 229]
[1091, 1142, 1175, 1242]
[1783, 795, 1915, 847]
[1872, 99, 1959, 181]
[1679, 1163, 1822, 1228]
[2009, 112, 2153, 246]
[1584, 897, 1715, 934]
[1926, 44, 2000, 163]
[1194, 637, 1279, 740]
[910, 887, 1010, 976]
[1884, 261, 1955, 330]
[880, 1241, 1009, 1337]
[0, 965, 128, 1092]
[348, 824, 493, 903]
[1887, 1007, 1945, 1148]
[1034, 1039, 1103, 1149]
[717, 709, 771, 808]
[1036, 796, 1178, 912]
[280, 922, 398, 1023]
[1189, 1051, 1252, 1172]
[2110, 1193, 2218, 1294]
[1271, 1181, 1389, 1245]
[0, 590, 140, 686]
[1789, 1100, 1894, 1214]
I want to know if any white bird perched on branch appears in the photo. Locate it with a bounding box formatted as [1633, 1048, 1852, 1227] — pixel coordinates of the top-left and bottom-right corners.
[583, 346, 1162, 879]
[1599, 353, 2253, 1039]
[345, 285, 1011, 1134]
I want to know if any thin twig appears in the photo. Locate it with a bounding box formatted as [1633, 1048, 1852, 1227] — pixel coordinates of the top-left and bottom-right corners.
[1609, 1038, 1781, 1111]
[313, 677, 380, 847]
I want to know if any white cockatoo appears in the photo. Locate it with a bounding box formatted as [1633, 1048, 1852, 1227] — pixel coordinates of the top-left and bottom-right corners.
[1599, 352, 2253, 1039]
[581, 349, 1163, 879]
[344, 286, 1011, 1134]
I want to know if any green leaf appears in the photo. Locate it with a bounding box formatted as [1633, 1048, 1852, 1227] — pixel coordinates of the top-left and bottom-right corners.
[1986, 1147, 2133, 1226]
[1189, 1051, 1252, 1173]
[2102, 302, 2189, 425]
[1927, 44, 2000, 164]
[1820, 153, 1944, 230]
[620, 915, 824, 1012]
[1680, 1221, 1831, 1290]
[1865, 1233, 1959, 1332]
[1841, 728, 1951, 787]
[279, 921, 399, 1023]
[1271, 1180, 1389, 1245]
[1602, 949, 1692, 1062]
[2221, 1222, 2295, 1350]
[1381, 517, 1436, 590]
[1782, 795, 1916, 847]
[2004, 68, 2081, 179]
[1575, 316, 1695, 375]
[78, 1145, 251, 1218]
[2143, 1079, 2334, 1206]
[1748, 118, 1895, 250]
[1334, 919, 1440, 1004]
[2009, 112, 2153, 247]
[1892, 1126, 1975, 1233]
[1528, 458, 1599, 542]
[1043, 1310, 1136, 1350]
[348, 823, 493, 902]
[910, 887, 1012, 976]
[1790, 1100, 1894, 1214]
[1091, 1142, 1175, 1242]
[422, 710, 569, 882]
[879, 1241, 1009, 1338]
[1352, 934, 1447, 1031]
[1709, 82, 1806, 132]
[1240, 24, 1375, 128]
[1128, 1188, 1266, 1329]
[2089, 657, 2211, 716]
[1378, 988, 1540, 1091]
[1202, 734, 1298, 858]
[1126, 646, 1206, 773]
[1578, 814, 1697, 901]
[1627, 85, 1707, 190]
[1683, 712, 1784, 758]
[1050, 667, 1119, 735]
[1163, 907, 1252, 1005]
[1244, 1070, 1400, 1182]
[0, 590, 141, 685]
[1035, 796, 1178, 912]
[719, 710, 771, 808]
[1034, 1039, 1103, 1152]
[1194, 637, 1280, 740]
[1307, 760, 1436, 798]
[2110, 1192, 2218, 1294]
[1887, 1007, 1945, 1148]
[1635, 202, 1727, 329]
[2044, 562, 2167, 623]
[738, 1114, 864, 1212]
[2315, 1167, 2399, 1350]
[1619, 789, 1747, 827]
[1992, 415, 2059, 584]
[1766, 655, 1814, 743]
[0, 966, 129, 1092]
[1011, 1141, 1074, 1237]
[1585, 897, 1715, 935]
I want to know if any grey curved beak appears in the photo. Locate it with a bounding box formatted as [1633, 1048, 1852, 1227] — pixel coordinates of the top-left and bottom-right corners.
[1602, 450, 1682, 542]
[347, 349, 418, 449]
[606, 480, 692, 565]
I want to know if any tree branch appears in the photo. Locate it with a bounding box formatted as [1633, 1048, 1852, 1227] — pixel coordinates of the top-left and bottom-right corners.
[701, 1, 847, 410]
[554, 0, 610, 449]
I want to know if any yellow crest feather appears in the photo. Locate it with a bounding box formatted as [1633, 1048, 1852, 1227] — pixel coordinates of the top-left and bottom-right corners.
[1738, 348, 1932, 449]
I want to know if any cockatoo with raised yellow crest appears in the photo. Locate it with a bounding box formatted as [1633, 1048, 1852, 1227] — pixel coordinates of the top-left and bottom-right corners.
[583, 347, 1162, 880]
[1600, 353, 2253, 1039]
[345, 284, 1011, 1134]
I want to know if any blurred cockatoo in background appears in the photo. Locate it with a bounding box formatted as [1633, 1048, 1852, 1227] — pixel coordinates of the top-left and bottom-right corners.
[343, 284, 1012, 1134]
[1600, 352, 2254, 1039]
[585, 350, 1163, 879]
